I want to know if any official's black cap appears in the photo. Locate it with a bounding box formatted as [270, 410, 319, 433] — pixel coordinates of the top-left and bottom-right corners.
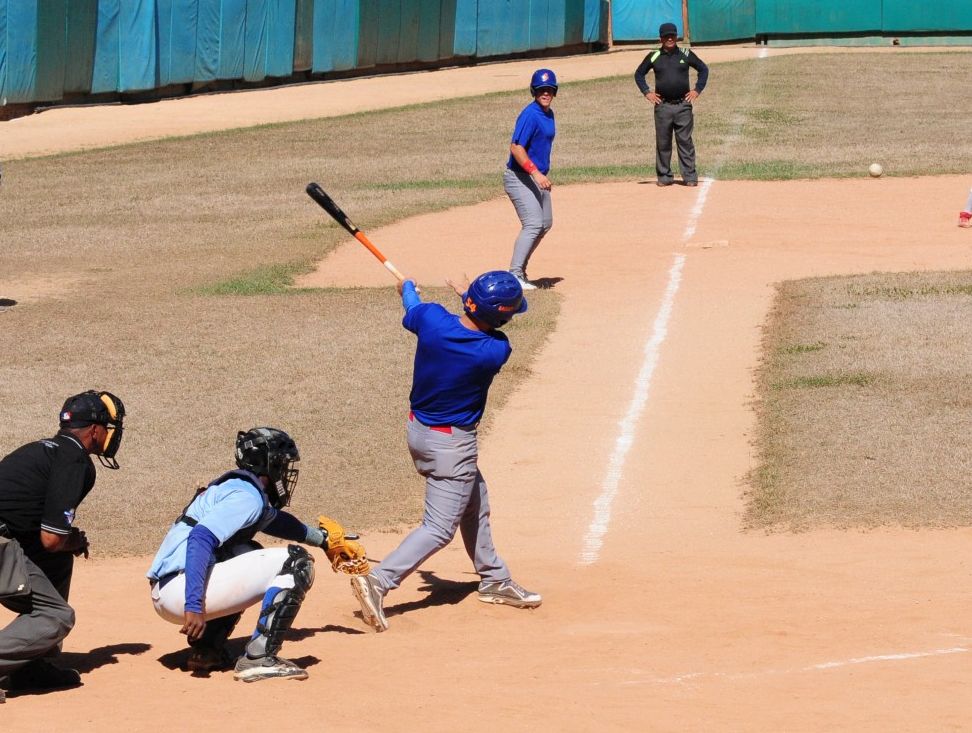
[59, 391, 123, 428]
[659, 22, 678, 37]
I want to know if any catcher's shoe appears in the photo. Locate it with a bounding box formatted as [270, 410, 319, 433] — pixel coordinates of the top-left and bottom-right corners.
[233, 653, 308, 683]
[7, 659, 82, 692]
[477, 579, 542, 609]
[186, 644, 233, 673]
[351, 573, 388, 632]
[959, 211, 972, 228]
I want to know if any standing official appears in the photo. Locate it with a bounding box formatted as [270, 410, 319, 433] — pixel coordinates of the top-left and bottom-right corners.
[505, 69, 558, 291]
[0, 391, 125, 700]
[634, 22, 709, 187]
[350, 271, 541, 633]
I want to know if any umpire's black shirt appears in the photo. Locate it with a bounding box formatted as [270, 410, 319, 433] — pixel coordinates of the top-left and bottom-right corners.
[634, 45, 709, 101]
[0, 431, 95, 554]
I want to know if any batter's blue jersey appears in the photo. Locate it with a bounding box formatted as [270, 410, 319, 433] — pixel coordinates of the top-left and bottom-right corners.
[404, 302, 511, 426]
[507, 100, 556, 175]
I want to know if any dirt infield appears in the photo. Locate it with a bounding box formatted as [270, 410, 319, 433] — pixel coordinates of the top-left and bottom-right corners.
[3, 47, 972, 730]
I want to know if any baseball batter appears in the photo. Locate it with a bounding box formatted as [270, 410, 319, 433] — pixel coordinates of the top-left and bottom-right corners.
[351, 271, 542, 632]
[505, 69, 558, 291]
[147, 427, 365, 682]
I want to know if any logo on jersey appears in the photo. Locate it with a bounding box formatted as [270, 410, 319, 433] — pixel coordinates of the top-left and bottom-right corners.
[64, 508, 76, 526]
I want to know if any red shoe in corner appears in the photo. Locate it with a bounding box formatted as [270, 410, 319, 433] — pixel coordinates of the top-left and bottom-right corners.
[959, 211, 972, 228]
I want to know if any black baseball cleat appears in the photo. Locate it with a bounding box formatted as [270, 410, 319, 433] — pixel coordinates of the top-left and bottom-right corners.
[186, 644, 234, 673]
[7, 659, 82, 692]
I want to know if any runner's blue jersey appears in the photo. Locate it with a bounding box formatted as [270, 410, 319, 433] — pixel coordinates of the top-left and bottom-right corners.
[506, 100, 556, 175]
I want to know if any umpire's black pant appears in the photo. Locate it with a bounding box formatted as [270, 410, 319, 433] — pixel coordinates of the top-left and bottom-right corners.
[0, 538, 75, 678]
[653, 100, 698, 184]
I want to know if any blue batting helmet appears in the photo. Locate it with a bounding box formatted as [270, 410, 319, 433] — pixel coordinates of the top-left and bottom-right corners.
[530, 68, 558, 96]
[463, 271, 528, 328]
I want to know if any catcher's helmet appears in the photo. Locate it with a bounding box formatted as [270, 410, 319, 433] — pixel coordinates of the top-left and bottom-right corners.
[530, 68, 558, 96]
[235, 427, 300, 508]
[59, 390, 126, 469]
[463, 271, 528, 329]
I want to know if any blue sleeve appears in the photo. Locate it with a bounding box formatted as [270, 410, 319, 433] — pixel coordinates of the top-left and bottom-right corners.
[401, 280, 422, 311]
[263, 511, 308, 542]
[403, 301, 438, 335]
[184, 524, 220, 614]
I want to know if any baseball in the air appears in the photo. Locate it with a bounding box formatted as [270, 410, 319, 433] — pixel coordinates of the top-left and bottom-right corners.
[868, 163, 883, 178]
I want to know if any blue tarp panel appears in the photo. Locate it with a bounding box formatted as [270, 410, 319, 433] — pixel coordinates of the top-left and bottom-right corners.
[64, 0, 98, 93]
[266, 0, 296, 76]
[357, 0, 378, 66]
[312, 0, 358, 72]
[0, 2, 7, 103]
[157, 0, 198, 86]
[35, 0, 67, 101]
[92, 0, 157, 93]
[416, 0, 441, 61]
[564, 0, 585, 43]
[436, 0, 457, 59]
[688, 0, 755, 42]
[478, 0, 528, 57]
[583, 0, 604, 42]
[611, 0, 680, 42]
[883, 1, 972, 32]
[397, 0, 421, 63]
[294, 0, 313, 70]
[755, 0, 882, 34]
[375, 0, 402, 64]
[2, 1, 37, 103]
[453, 0, 476, 55]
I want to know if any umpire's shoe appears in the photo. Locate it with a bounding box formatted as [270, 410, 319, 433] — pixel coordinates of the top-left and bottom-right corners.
[233, 653, 308, 683]
[478, 579, 542, 609]
[7, 659, 82, 692]
[351, 573, 388, 632]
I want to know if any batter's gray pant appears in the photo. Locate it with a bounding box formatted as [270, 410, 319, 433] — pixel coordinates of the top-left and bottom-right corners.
[504, 167, 552, 279]
[654, 100, 697, 183]
[371, 417, 510, 593]
[0, 538, 75, 677]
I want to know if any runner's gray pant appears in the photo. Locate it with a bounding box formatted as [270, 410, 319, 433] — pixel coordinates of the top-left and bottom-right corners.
[654, 100, 697, 183]
[371, 417, 510, 593]
[0, 538, 75, 677]
[504, 167, 552, 279]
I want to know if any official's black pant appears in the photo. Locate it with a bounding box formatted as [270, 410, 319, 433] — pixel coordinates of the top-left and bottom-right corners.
[653, 100, 698, 183]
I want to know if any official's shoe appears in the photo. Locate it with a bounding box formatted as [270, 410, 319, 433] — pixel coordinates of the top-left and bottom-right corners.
[351, 573, 389, 632]
[657, 180, 674, 187]
[7, 659, 81, 692]
[187, 644, 233, 673]
[959, 211, 971, 228]
[684, 180, 698, 187]
[477, 579, 542, 609]
[233, 653, 307, 683]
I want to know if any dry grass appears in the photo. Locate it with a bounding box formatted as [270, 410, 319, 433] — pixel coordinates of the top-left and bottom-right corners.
[2, 51, 972, 552]
[747, 271, 972, 531]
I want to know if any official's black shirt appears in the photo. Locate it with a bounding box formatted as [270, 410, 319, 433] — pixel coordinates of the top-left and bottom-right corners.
[634, 45, 709, 101]
[0, 431, 95, 546]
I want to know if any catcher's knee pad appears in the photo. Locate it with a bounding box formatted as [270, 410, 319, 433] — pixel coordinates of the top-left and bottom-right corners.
[282, 544, 315, 594]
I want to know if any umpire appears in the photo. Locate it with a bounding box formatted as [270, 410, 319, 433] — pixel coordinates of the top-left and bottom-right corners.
[634, 22, 709, 187]
[0, 390, 125, 700]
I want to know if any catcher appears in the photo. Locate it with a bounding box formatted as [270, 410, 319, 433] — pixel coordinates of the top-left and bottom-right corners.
[146, 427, 367, 682]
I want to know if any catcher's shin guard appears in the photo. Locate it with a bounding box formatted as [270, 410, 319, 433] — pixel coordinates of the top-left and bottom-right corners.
[244, 545, 315, 659]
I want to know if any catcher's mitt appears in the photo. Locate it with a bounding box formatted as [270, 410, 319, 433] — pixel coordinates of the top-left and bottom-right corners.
[318, 515, 370, 575]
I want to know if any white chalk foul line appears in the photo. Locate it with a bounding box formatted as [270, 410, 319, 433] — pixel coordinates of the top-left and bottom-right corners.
[578, 253, 686, 565]
[641, 645, 970, 686]
[682, 178, 714, 240]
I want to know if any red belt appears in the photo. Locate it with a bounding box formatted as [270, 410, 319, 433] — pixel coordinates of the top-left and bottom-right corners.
[409, 411, 452, 434]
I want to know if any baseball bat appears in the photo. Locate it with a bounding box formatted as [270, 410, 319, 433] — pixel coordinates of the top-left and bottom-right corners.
[305, 182, 406, 282]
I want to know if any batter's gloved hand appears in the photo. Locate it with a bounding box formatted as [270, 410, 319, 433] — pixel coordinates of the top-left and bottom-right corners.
[318, 515, 370, 575]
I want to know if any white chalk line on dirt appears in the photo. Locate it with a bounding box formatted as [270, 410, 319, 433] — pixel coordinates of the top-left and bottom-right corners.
[633, 645, 970, 686]
[578, 252, 687, 565]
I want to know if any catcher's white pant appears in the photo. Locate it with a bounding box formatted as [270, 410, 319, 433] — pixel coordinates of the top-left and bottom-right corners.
[150, 547, 295, 623]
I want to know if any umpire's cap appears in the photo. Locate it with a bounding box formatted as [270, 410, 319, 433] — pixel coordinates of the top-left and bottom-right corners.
[59, 390, 125, 428]
[659, 22, 678, 37]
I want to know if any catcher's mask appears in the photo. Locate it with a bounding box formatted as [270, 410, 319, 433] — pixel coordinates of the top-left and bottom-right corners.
[59, 390, 126, 469]
[462, 270, 529, 329]
[235, 427, 300, 509]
